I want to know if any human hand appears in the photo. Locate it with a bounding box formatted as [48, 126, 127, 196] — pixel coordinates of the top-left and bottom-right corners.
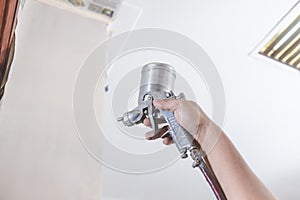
[143, 99, 213, 146]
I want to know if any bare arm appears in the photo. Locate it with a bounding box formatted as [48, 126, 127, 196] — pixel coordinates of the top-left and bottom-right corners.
[144, 99, 276, 200]
[207, 128, 276, 199]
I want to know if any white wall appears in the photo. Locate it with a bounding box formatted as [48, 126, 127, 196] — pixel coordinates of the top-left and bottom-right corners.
[101, 0, 300, 200]
[0, 1, 107, 200]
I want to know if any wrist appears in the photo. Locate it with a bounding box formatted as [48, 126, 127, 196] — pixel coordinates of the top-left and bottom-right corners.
[196, 121, 224, 154]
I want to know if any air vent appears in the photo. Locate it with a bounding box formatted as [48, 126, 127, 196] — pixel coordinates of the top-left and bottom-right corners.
[259, 2, 300, 70]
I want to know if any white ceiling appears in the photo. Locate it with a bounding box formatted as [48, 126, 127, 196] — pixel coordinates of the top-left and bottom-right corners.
[101, 0, 300, 200]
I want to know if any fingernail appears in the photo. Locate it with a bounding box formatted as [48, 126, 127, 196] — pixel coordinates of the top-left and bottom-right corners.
[145, 133, 153, 140]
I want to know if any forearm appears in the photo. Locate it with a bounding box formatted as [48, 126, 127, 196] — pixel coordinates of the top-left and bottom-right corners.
[150, 99, 276, 199]
[200, 126, 276, 200]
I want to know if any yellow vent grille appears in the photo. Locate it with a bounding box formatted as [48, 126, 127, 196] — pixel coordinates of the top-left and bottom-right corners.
[260, 12, 300, 70]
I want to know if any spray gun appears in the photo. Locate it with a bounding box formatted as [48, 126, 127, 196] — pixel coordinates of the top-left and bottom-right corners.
[117, 62, 226, 200]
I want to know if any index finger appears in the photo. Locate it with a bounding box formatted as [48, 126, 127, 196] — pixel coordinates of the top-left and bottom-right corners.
[153, 99, 180, 112]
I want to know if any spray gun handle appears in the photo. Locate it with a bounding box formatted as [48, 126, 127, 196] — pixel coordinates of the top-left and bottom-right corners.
[159, 110, 194, 158]
[161, 110, 203, 167]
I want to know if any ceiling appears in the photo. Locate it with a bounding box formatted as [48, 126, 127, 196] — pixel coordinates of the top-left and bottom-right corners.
[101, 0, 300, 199]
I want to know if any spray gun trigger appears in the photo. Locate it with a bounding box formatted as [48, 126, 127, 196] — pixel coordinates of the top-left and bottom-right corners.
[145, 95, 168, 140]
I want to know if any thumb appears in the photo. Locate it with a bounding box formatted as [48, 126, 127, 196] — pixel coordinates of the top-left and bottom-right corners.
[153, 99, 180, 112]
